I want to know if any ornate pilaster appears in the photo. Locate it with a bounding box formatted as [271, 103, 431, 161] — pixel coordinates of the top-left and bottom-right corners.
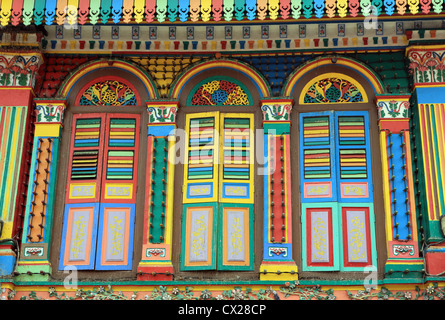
[137, 101, 178, 280]
[376, 94, 424, 281]
[259, 98, 298, 281]
[0, 50, 43, 276]
[407, 45, 445, 277]
[15, 99, 66, 281]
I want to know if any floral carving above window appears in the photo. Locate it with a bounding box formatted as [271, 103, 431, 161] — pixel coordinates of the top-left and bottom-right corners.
[78, 80, 138, 106]
[303, 77, 364, 104]
[189, 79, 251, 106]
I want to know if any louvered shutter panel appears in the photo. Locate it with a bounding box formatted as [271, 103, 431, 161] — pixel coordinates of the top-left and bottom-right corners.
[218, 114, 254, 270]
[100, 114, 140, 203]
[334, 111, 373, 203]
[181, 112, 220, 270]
[65, 114, 105, 204]
[60, 114, 106, 270]
[299, 111, 337, 203]
[95, 114, 139, 270]
[183, 113, 220, 204]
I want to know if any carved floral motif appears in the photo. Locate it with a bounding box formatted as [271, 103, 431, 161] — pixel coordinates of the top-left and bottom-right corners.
[0, 53, 42, 87]
[407, 49, 445, 84]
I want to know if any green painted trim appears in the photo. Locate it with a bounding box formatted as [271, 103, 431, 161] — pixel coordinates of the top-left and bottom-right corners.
[217, 203, 254, 271]
[43, 137, 60, 248]
[180, 202, 218, 271]
[301, 202, 340, 272]
[2, 278, 440, 286]
[263, 122, 290, 135]
[186, 75, 254, 107]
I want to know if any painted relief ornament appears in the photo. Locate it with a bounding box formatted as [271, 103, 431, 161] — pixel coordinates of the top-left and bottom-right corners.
[377, 100, 409, 119]
[0, 54, 42, 87]
[304, 77, 364, 103]
[261, 103, 292, 121]
[147, 105, 178, 124]
[35, 103, 65, 123]
[407, 49, 445, 84]
[79, 80, 137, 106]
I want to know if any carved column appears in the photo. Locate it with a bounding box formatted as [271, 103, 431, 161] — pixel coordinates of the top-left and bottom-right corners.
[407, 44, 445, 277]
[15, 99, 66, 281]
[259, 98, 298, 281]
[137, 101, 178, 280]
[0, 50, 43, 276]
[375, 94, 424, 281]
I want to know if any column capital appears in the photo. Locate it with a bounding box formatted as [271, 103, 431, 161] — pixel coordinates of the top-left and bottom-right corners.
[375, 94, 411, 133]
[260, 97, 294, 135]
[260, 97, 293, 122]
[146, 100, 179, 125]
[0, 50, 44, 88]
[34, 98, 67, 124]
[406, 44, 445, 87]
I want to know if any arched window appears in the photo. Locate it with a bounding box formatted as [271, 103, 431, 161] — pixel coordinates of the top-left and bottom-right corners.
[171, 68, 265, 277]
[286, 63, 385, 275]
[55, 73, 149, 274]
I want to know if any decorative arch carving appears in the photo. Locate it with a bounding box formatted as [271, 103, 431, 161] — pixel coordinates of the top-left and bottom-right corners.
[282, 56, 385, 97]
[187, 76, 253, 106]
[169, 58, 271, 102]
[75, 76, 140, 106]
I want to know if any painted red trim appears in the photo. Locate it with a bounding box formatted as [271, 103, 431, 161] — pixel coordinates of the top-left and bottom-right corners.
[306, 207, 334, 268]
[341, 206, 373, 268]
[65, 113, 106, 204]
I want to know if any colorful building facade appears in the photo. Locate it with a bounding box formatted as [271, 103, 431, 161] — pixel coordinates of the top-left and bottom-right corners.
[0, 0, 445, 301]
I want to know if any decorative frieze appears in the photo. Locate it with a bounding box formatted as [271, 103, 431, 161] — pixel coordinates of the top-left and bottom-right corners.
[0, 52, 43, 87]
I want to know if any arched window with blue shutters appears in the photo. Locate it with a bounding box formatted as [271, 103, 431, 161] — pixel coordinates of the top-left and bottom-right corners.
[300, 110, 377, 271]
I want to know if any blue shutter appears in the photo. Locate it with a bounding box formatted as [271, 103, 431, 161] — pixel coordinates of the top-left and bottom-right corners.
[334, 111, 373, 203]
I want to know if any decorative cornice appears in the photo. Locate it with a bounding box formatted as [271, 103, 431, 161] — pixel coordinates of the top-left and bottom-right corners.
[1, 0, 444, 26]
[261, 98, 293, 122]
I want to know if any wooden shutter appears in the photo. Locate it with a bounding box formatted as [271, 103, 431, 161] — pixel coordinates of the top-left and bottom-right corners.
[335, 111, 373, 203]
[301, 203, 340, 271]
[218, 114, 254, 270]
[183, 112, 220, 204]
[60, 114, 105, 270]
[300, 111, 376, 271]
[60, 113, 139, 271]
[181, 112, 255, 271]
[181, 113, 220, 270]
[101, 114, 140, 203]
[65, 114, 105, 204]
[299, 111, 337, 203]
